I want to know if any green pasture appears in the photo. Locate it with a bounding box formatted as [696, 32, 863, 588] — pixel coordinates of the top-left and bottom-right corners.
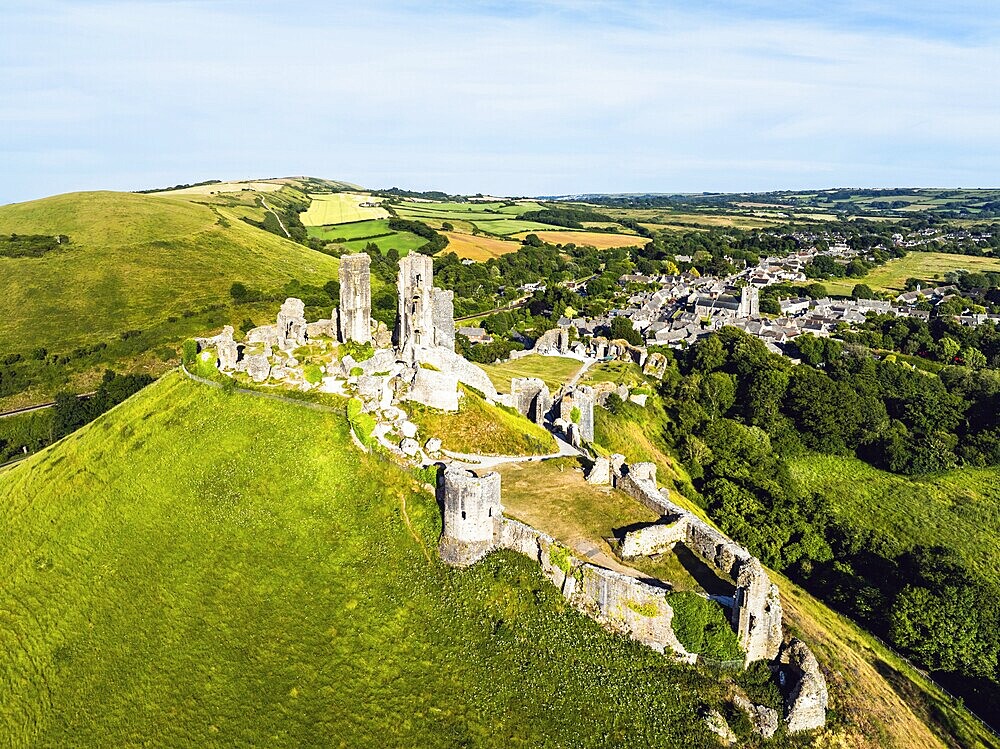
[788, 453, 1000, 578]
[821, 251, 1000, 295]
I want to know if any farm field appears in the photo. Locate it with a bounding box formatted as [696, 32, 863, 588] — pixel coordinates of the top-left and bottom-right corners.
[300, 193, 388, 225]
[0, 372, 736, 747]
[306, 219, 427, 256]
[395, 200, 575, 237]
[512, 230, 650, 249]
[480, 354, 583, 393]
[441, 231, 520, 261]
[788, 453, 1000, 578]
[822, 251, 1000, 295]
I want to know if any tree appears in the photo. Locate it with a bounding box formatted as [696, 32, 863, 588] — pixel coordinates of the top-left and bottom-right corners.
[962, 346, 987, 369]
[851, 283, 875, 300]
[690, 335, 726, 373]
[940, 336, 960, 363]
[609, 316, 642, 346]
[805, 283, 828, 299]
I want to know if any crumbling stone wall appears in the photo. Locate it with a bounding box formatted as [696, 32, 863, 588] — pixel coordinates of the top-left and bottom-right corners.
[620, 519, 687, 558]
[780, 639, 828, 732]
[339, 253, 372, 345]
[406, 367, 460, 412]
[277, 297, 308, 349]
[511, 377, 552, 425]
[418, 345, 500, 401]
[432, 288, 455, 351]
[557, 385, 595, 444]
[612, 461, 783, 664]
[495, 518, 695, 661]
[438, 467, 503, 566]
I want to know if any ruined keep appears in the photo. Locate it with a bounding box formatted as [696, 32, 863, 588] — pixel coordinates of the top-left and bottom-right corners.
[558, 385, 595, 444]
[277, 297, 308, 349]
[397, 254, 443, 359]
[438, 467, 503, 567]
[338, 253, 372, 345]
[510, 377, 552, 426]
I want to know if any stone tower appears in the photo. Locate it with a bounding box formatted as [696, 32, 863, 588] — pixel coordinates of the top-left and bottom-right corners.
[396, 253, 435, 359]
[739, 285, 760, 318]
[277, 297, 307, 349]
[438, 467, 502, 567]
[558, 385, 595, 444]
[338, 253, 372, 345]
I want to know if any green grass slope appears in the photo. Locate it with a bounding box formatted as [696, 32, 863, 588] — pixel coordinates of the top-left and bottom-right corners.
[788, 453, 1000, 578]
[0, 190, 341, 355]
[408, 386, 556, 456]
[0, 372, 728, 747]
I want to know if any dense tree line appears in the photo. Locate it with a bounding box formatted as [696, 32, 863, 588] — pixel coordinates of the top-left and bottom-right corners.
[517, 207, 612, 229]
[387, 219, 449, 254]
[637, 328, 1000, 706]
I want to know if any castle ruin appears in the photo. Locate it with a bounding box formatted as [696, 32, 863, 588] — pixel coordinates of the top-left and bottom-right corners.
[396, 254, 455, 361]
[338, 253, 372, 345]
[438, 467, 503, 567]
[277, 297, 307, 349]
[510, 377, 552, 426]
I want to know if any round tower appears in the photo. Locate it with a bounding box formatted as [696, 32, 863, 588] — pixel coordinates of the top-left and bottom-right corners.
[439, 467, 502, 567]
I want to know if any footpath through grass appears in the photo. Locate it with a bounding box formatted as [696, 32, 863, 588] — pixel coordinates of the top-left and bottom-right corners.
[1, 372, 731, 747]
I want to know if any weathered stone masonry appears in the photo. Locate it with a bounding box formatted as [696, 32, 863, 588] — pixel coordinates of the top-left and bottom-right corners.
[439, 461, 827, 733]
[338, 253, 372, 345]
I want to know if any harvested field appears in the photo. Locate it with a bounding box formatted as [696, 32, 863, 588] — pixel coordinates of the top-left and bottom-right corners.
[512, 230, 650, 249]
[441, 231, 520, 261]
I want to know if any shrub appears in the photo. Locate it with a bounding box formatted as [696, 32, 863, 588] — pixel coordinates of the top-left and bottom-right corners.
[667, 592, 742, 660]
[181, 339, 199, 366]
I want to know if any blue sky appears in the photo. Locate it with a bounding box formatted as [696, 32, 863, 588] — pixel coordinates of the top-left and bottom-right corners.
[2, 0, 999, 203]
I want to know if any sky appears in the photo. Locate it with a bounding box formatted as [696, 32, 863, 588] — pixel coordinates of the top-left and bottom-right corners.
[2, 0, 999, 204]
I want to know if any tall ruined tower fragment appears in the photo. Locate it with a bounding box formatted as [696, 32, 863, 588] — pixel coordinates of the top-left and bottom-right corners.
[397, 253, 435, 358]
[396, 253, 454, 359]
[338, 253, 372, 344]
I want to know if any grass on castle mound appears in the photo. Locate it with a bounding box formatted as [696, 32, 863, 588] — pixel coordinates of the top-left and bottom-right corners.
[0, 191, 342, 357]
[407, 386, 556, 456]
[0, 372, 737, 747]
[788, 453, 1000, 579]
[480, 354, 583, 394]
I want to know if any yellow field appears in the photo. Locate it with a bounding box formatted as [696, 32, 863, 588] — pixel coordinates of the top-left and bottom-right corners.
[152, 180, 285, 196]
[823, 251, 1000, 295]
[300, 193, 389, 226]
[442, 231, 520, 261]
[512, 230, 650, 249]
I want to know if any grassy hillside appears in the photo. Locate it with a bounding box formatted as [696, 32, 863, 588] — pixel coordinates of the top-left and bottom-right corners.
[0, 190, 341, 353]
[0, 372, 734, 747]
[0, 190, 342, 405]
[788, 453, 1000, 578]
[407, 386, 556, 456]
